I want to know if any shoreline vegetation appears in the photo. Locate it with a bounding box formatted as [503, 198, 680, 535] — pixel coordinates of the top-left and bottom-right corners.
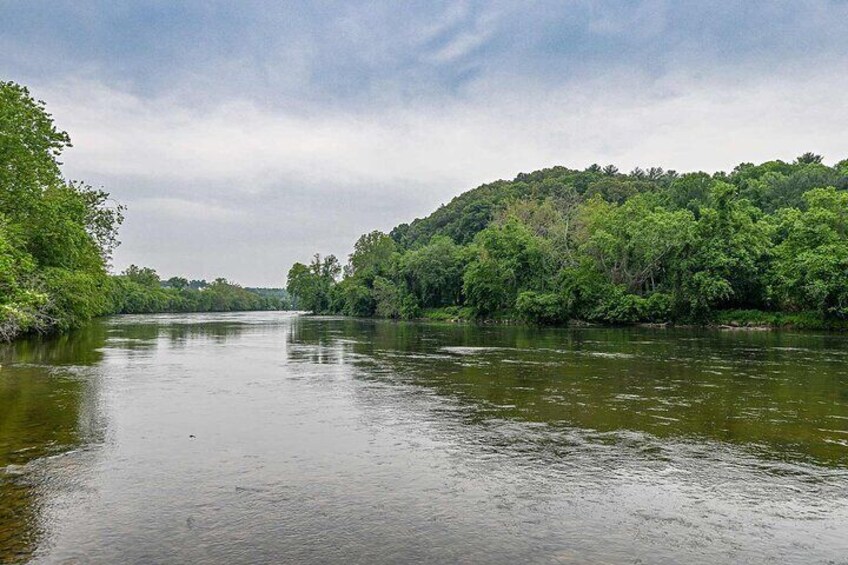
[420, 306, 848, 331]
[5, 79, 848, 341]
[288, 156, 848, 333]
[0, 81, 287, 342]
[109, 265, 289, 315]
[302, 307, 848, 332]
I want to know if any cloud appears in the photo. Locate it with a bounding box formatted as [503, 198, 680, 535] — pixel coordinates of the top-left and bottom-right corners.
[132, 198, 243, 222]
[46, 64, 848, 187]
[32, 61, 848, 287]
[5, 1, 848, 285]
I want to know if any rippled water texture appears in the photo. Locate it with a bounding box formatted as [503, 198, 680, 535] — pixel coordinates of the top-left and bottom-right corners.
[1, 313, 847, 563]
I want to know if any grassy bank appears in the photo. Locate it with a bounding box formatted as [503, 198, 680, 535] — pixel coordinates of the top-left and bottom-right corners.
[711, 310, 848, 331]
[416, 307, 848, 331]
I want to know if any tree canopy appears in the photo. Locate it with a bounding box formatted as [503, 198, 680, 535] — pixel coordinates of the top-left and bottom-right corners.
[0, 81, 123, 339]
[110, 266, 287, 314]
[291, 153, 848, 326]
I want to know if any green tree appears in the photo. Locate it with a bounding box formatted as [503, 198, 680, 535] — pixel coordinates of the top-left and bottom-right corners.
[672, 182, 770, 318]
[0, 82, 69, 218]
[166, 276, 190, 290]
[577, 194, 696, 295]
[286, 254, 340, 314]
[463, 219, 553, 317]
[346, 231, 396, 281]
[123, 265, 160, 287]
[770, 187, 848, 317]
[400, 236, 468, 307]
[0, 81, 122, 340]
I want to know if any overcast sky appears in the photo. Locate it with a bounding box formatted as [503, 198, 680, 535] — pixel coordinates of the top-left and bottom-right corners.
[3, 1, 847, 286]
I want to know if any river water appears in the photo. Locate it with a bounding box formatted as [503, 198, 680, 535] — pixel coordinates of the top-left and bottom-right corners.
[1, 312, 847, 563]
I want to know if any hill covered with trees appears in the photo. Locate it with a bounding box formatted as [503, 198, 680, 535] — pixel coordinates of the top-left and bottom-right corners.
[288, 155, 848, 328]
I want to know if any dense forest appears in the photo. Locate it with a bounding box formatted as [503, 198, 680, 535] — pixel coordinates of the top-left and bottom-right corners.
[289, 154, 848, 328]
[0, 81, 284, 341]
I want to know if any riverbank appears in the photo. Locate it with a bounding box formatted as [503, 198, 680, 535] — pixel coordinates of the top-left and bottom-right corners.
[711, 310, 848, 331]
[0, 272, 291, 343]
[419, 307, 848, 331]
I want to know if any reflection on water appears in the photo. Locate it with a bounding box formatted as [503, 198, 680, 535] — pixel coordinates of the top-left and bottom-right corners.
[288, 318, 848, 466]
[105, 313, 253, 348]
[1, 313, 847, 563]
[0, 325, 107, 562]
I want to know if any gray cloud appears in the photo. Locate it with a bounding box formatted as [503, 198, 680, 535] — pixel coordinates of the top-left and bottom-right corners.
[4, 1, 847, 285]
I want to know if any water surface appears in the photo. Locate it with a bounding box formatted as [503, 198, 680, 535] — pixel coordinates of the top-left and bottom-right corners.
[1, 313, 847, 563]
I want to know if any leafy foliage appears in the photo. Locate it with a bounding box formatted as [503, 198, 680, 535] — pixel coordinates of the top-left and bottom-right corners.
[110, 266, 285, 314]
[0, 81, 123, 340]
[286, 255, 341, 314]
[769, 188, 848, 317]
[295, 152, 848, 325]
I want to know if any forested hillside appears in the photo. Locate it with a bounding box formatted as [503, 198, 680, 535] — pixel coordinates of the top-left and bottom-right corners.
[289, 156, 848, 327]
[0, 81, 284, 341]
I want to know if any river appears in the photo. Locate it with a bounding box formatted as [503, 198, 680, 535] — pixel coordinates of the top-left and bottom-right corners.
[1, 312, 847, 563]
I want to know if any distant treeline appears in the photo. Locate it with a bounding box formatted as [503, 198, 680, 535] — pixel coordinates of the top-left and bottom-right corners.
[110, 265, 289, 314]
[289, 154, 848, 327]
[0, 80, 285, 342]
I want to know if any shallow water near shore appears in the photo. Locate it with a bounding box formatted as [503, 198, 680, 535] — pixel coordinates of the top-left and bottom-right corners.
[1, 312, 847, 563]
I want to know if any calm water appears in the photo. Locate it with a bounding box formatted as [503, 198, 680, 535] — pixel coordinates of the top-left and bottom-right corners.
[1, 313, 847, 564]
